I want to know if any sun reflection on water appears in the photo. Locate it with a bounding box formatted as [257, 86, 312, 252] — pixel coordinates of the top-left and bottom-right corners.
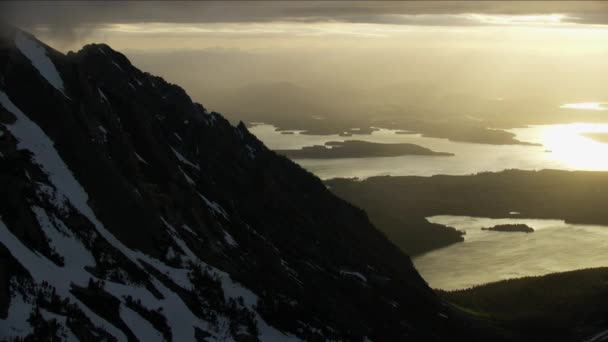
[560, 102, 608, 111]
[519, 123, 608, 170]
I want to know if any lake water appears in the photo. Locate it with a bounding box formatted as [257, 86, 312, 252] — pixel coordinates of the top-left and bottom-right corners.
[250, 123, 608, 179]
[560, 102, 608, 111]
[413, 215, 608, 290]
[249, 122, 608, 289]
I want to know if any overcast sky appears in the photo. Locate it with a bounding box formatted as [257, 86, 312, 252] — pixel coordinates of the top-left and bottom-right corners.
[2, 1, 606, 123]
[2, 1, 608, 46]
[3, 1, 608, 26]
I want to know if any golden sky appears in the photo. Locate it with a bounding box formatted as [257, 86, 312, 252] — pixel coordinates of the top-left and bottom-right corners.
[3, 1, 607, 120]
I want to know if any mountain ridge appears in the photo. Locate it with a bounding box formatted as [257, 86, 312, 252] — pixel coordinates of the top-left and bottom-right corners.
[0, 26, 475, 341]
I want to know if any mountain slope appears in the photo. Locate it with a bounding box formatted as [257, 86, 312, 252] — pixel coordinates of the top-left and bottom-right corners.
[0, 27, 472, 341]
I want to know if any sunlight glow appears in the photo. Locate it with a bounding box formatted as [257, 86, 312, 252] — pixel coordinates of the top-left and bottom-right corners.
[560, 102, 608, 111]
[467, 14, 566, 26]
[537, 123, 608, 170]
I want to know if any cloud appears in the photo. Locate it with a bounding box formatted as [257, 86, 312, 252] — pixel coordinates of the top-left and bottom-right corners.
[1, 1, 606, 46]
[2, 1, 607, 25]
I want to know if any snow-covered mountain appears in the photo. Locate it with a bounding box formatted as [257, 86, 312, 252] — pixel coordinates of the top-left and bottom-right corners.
[0, 26, 471, 341]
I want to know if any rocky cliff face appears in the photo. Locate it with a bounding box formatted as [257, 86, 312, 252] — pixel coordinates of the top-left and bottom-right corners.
[0, 27, 469, 341]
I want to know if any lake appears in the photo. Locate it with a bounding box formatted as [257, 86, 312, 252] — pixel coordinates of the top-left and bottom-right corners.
[249, 123, 608, 179]
[413, 215, 608, 290]
[249, 122, 608, 289]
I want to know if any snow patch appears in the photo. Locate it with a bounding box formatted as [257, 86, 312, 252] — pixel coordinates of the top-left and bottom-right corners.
[0, 217, 128, 341]
[0, 96, 214, 339]
[134, 152, 148, 165]
[245, 145, 256, 159]
[32, 205, 96, 271]
[120, 305, 164, 342]
[98, 125, 108, 142]
[97, 88, 108, 103]
[587, 328, 608, 342]
[197, 192, 229, 221]
[179, 166, 195, 185]
[14, 31, 67, 97]
[181, 224, 196, 235]
[340, 270, 367, 282]
[0, 290, 34, 339]
[0, 90, 297, 341]
[203, 112, 216, 126]
[235, 127, 244, 140]
[223, 231, 238, 247]
[281, 259, 303, 287]
[111, 60, 123, 72]
[39, 308, 79, 341]
[0, 91, 97, 228]
[171, 146, 200, 170]
[160, 218, 299, 340]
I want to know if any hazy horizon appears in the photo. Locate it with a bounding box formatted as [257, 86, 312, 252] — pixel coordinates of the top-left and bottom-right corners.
[2, 1, 608, 127]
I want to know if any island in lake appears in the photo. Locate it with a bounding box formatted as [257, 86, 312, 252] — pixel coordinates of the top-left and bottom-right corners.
[276, 140, 454, 159]
[481, 224, 534, 233]
[325, 170, 608, 255]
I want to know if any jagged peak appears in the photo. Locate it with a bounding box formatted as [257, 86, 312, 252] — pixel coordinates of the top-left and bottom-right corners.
[0, 29, 466, 341]
[73, 42, 134, 72]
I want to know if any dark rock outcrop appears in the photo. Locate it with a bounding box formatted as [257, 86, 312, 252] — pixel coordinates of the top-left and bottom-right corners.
[0, 27, 476, 341]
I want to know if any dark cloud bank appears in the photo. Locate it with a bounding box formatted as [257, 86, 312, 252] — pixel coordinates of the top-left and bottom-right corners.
[1, 1, 605, 47]
[2, 1, 607, 28]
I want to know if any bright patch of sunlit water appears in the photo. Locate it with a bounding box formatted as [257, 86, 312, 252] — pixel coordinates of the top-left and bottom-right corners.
[560, 102, 608, 111]
[249, 123, 608, 288]
[250, 123, 608, 179]
[511, 123, 608, 171]
[412, 215, 608, 290]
